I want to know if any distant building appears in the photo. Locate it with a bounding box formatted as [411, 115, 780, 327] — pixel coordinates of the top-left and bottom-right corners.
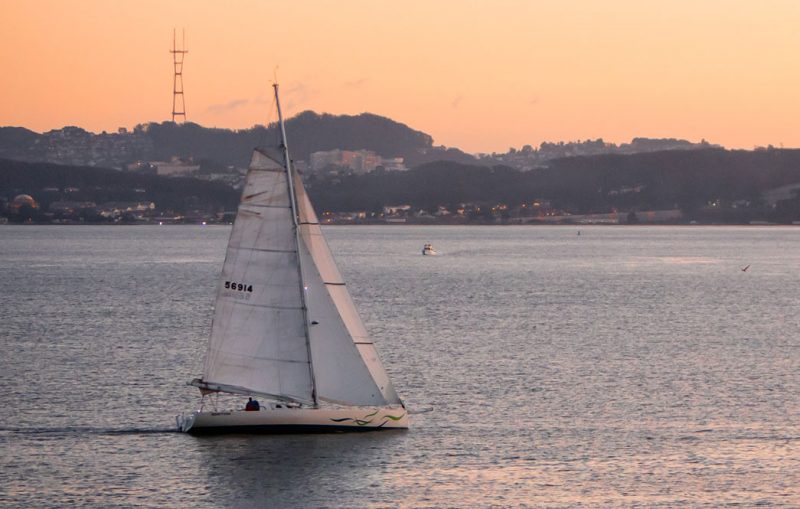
[762, 183, 800, 207]
[126, 161, 157, 174]
[151, 157, 200, 177]
[98, 201, 155, 218]
[309, 149, 404, 174]
[9, 194, 38, 212]
[381, 157, 407, 171]
[34, 126, 153, 169]
[49, 201, 97, 213]
[383, 204, 411, 215]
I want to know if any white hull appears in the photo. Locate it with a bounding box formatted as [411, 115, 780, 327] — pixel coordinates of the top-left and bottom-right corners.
[177, 405, 409, 434]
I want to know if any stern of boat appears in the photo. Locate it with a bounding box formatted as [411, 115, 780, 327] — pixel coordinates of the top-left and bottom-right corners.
[176, 412, 197, 433]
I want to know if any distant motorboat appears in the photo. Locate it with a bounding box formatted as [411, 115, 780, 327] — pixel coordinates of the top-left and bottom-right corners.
[422, 243, 437, 256]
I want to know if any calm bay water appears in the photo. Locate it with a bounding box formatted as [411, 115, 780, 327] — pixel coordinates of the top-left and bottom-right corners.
[0, 225, 798, 508]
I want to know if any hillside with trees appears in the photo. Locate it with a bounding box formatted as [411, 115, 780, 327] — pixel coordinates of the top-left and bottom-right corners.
[0, 112, 717, 175]
[0, 158, 239, 216]
[0, 113, 475, 170]
[308, 148, 800, 223]
[5, 147, 800, 225]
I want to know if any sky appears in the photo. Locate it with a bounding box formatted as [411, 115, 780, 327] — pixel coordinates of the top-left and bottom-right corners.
[1, 0, 799, 153]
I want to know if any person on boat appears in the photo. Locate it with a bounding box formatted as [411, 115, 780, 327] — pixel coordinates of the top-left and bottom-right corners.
[245, 397, 260, 411]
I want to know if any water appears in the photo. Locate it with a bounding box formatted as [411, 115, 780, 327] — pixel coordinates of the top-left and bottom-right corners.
[0, 225, 798, 508]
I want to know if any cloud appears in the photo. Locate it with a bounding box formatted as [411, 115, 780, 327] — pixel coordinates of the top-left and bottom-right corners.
[206, 99, 249, 114]
[282, 82, 312, 111]
[345, 77, 369, 88]
[284, 82, 307, 96]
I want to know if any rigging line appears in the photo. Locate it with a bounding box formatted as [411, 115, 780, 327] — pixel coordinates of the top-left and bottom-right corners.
[227, 300, 303, 311]
[242, 189, 273, 200]
[223, 352, 310, 364]
[242, 203, 293, 210]
[248, 167, 284, 174]
[230, 245, 296, 254]
[257, 85, 279, 150]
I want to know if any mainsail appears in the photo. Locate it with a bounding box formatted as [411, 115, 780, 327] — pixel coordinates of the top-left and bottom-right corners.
[197, 117, 401, 407]
[199, 150, 313, 404]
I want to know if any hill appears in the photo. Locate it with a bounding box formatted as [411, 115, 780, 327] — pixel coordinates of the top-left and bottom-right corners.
[5, 147, 800, 225]
[0, 113, 477, 170]
[0, 127, 41, 159]
[143, 112, 467, 168]
[308, 148, 800, 223]
[0, 113, 718, 174]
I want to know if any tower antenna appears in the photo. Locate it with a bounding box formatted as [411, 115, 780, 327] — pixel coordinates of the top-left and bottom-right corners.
[170, 28, 188, 123]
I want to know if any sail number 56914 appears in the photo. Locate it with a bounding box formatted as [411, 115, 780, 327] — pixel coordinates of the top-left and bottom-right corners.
[225, 281, 253, 292]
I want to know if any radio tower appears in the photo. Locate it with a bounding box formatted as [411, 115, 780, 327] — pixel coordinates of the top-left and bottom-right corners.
[170, 28, 188, 123]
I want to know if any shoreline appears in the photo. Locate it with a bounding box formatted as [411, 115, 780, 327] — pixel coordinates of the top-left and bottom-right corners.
[2, 221, 798, 227]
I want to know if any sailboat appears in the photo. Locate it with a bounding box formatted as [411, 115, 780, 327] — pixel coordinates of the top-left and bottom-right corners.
[176, 84, 408, 433]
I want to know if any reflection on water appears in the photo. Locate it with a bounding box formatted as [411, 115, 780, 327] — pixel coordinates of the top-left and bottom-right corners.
[194, 432, 409, 508]
[0, 225, 798, 507]
[654, 256, 720, 265]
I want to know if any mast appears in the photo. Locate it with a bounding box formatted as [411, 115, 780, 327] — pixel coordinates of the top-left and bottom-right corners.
[274, 83, 319, 407]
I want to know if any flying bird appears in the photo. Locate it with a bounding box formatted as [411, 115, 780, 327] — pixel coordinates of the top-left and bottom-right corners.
[741, 264, 750, 272]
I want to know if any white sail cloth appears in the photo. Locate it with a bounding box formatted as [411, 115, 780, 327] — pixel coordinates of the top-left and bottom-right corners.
[294, 171, 401, 406]
[201, 150, 313, 403]
[200, 149, 401, 407]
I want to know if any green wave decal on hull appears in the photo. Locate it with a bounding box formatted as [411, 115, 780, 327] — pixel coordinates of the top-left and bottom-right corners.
[330, 410, 406, 426]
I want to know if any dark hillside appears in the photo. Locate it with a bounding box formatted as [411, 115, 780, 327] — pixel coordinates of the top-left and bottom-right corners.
[0, 159, 239, 213]
[309, 162, 525, 213]
[542, 148, 800, 211]
[309, 148, 800, 222]
[0, 127, 41, 158]
[142, 112, 438, 168]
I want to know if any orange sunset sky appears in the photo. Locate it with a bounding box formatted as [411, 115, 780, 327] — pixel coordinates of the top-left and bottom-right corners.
[1, 0, 798, 153]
